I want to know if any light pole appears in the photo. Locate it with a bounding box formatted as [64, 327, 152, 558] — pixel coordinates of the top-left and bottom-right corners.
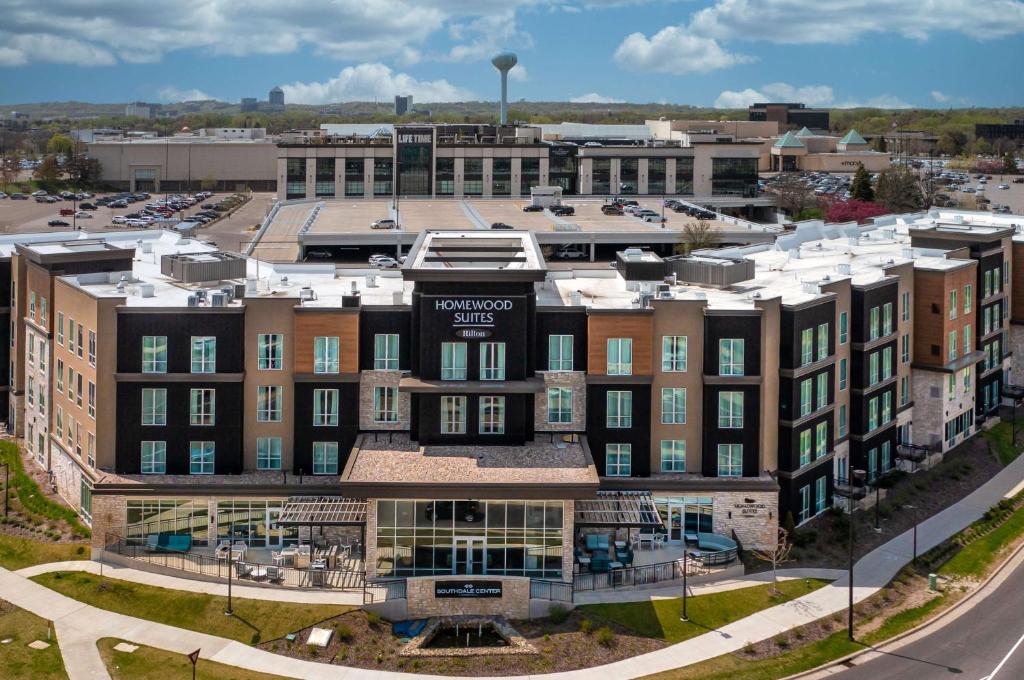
[680, 546, 689, 622]
[873, 477, 882, 533]
[225, 547, 234, 616]
[848, 468, 866, 641]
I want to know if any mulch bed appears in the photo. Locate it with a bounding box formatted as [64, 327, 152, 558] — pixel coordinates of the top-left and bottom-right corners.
[0, 438, 89, 544]
[259, 608, 665, 675]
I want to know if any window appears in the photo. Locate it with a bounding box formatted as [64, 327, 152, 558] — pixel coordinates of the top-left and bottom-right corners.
[257, 437, 282, 470]
[869, 352, 879, 385]
[817, 372, 828, 409]
[374, 334, 399, 370]
[799, 430, 811, 467]
[949, 289, 957, 320]
[882, 346, 893, 380]
[948, 330, 957, 362]
[839, 404, 848, 438]
[607, 391, 633, 428]
[868, 448, 878, 481]
[28, 291, 35, 317]
[964, 325, 972, 354]
[87, 433, 95, 468]
[840, 311, 848, 344]
[606, 444, 632, 476]
[883, 302, 893, 335]
[39, 338, 45, 372]
[717, 444, 743, 477]
[882, 391, 892, 423]
[189, 441, 214, 474]
[27, 331, 33, 365]
[882, 440, 892, 472]
[56, 407, 63, 439]
[76, 373, 82, 407]
[141, 442, 166, 474]
[902, 334, 910, 364]
[142, 336, 167, 373]
[800, 379, 812, 417]
[258, 334, 283, 370]
[869, 397, 879, 431]
[441, 342, 467, 380]
[547, 387, 572, 424]
[313, 389, 339, 426]
[607, 338, 633, 375]
[815, 422, 828, 458]
[313, 336, 340, 374]
[870, 306, 880, 340]
[312, 442, 339, 475]
[40, 298, 47, 328]
[964, 284, 972, 314]
[189, 388, 215, 426]
[801, 328, 814, 366]
[902, 291, 911, 321]
[719, 391, 744, 428]
[839, 358, 848, 390]
[947, 373, 956, 399]
[719, 339, 744, 376]
[191, 336, 216, 373]
[57, 312, 64, 344]
[88, 330, 96, 366]
[660, 440, 686, 472]
[373, 386, 398, 423]
[661, 388, 687, 424]
[799, 485, 811, 523]
[87, 382, 95, 418]
[816, 476, 828, 513]
[548, 335, 573, 371]
[256, 385, 283, 422]
[901, 375, 910, 405]
[480, 342, 506, 380]
[76, 324, 82, 358]
[479, 396, 505, 434]
[441, 396, 466, 434]
[817, 323, 829, 361]
[662, 336, 688, 372]
[67, 318, 75, 354]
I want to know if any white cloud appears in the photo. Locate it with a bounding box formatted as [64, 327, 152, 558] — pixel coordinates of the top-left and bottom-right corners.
[691, 0, 1024, 44]
[614, 27, 754, 74]
[509, 64, 528, 82]
[714, 82, 912, 109]
[157, 86, 214, 102]
[570, 92, 625, 103]
[931, 90, 952, 103]
[442, 11, 532, 63]
[281, 63, 474, 104]
[0, 32, 116, 66]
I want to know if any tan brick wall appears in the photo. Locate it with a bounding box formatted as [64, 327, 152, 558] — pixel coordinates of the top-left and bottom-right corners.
[561, 500, 574, 581]
[712, 491, 778, 550]
[406, 576, 531, 619]
[90, 494, 127, 551]
[359, 371, 410, 430]
[534, 372, 586, 432]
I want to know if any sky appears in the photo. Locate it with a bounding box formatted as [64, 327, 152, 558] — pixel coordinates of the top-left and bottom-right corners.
[1, 0, 1023, 108]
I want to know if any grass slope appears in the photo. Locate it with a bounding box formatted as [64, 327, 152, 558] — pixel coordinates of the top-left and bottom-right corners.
[0, 533, 88, 570]
[0, 599, 67, 679]
[100, 638, 285, 680]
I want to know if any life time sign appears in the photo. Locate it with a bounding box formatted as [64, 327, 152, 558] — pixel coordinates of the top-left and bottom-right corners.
[434, 581, 503, 598]
[434, 298, 514, 328]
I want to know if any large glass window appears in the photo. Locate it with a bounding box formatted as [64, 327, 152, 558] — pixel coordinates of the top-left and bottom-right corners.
[397, 143, 430, 196]
[591, 158, 611, 194]
[480, 342, 506, 380]
[647, 158, 666, 194]
[463, 158, 483, 196]
[190, 336, 216, 373]
[189, 441, 215, 475]
[374, 334, 399, 370]
[674, 157, 694, 194]
[717, 444, 743, 477]
[344, 158, 364, 196]
[549, 335, 573, 371]
[520, 157, 540, 196]
[435, 157, 455, 196]
[314, 336, 340, 374]
[799, 430, 811, 467]
[606, 444, 632, 476]
[719, 338, 744, 376]
[374, 386, 398, 423]
[441, 396, 467, 434]
[817, 372, 828, 409]
[547, 387, 572, 423]
[711, 157, 758, 197]
[817, 323, 829, 361]
[373, 158, 393, 196]
[718, 391, 744, 428]
[661, 387, 686, 424]
[141, 388, 166, 426]
[606, 391, 633, 428]
[285, 157, 306, 199]
[141, 441, 166, 474]
[662, 336, 687, 372]
[800, 379, 812, 416]
[441, 342, 467, 380]
[257, 385, 282, 422]
[492, 158, 511, 196]
[313, 389, 339, 426]
[801, 328, 814, 366]
[258, 334, 283, 370]
[619, 158, 638, 194]
[607, 338, 633, 375]
[313, 442, 339, 475]
[257, 437, 282, 470]
[660, 440, 686, 472]
[815, 421, 828, 458]
[315, 157, 335, 197]
[189, 388, 215, 426]
[142, 336, 167, 373]
[479, 396, 505, 434]
[548, 148, 577, 194]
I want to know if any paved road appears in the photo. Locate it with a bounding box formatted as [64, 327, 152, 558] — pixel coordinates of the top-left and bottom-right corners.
[837, 562, 1024, 680]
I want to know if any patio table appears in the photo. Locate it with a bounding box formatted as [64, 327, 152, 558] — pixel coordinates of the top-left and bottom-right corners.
[250, 566, 268, 580]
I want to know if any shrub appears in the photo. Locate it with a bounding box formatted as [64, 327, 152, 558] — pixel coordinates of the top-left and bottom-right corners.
[595, 626, 615, 648]
[774, 634, 789, 648]
[365, 611, 383, 628]
[547, 604, 570, 625]
[579, 618, 594, 635]
[335, 624, 354, 642]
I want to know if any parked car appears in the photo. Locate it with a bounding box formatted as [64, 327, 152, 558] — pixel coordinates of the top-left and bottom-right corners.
[550, 205, 574, 216]
[48, 219, 69, 227]
[31, 190, 47, 197]
[490, 222, 514, 230]
[554, 247, 586, 260]
[371, 218, 398, 230]
[372, 257, 400, 268]
[522, 204, 544, 212]
[998, 184, 1009, 190]
[305, 250, 332, 259]
[10, 193, 28, 200]
[78, 202, 97, 210]
[60, 208, 75, 216]
[74, 211, 93, 219]
[0, 192, 7, 199]
[111, 216, 127, 224]
[601, 205, 624, 215]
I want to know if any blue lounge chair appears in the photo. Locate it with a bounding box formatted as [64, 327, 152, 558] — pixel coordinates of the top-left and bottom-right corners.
[144, 533, 192, 553]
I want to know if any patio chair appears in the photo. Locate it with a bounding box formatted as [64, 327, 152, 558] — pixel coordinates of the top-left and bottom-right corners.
[266, 565, 284, 584]
[590, 555, 612, 573]
[585, 534, 610, 553]
[234, 561, 254, 579]
[214, 541, 232, 560]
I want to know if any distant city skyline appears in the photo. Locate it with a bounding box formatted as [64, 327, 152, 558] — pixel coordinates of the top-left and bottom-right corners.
[1, 1, 1022, 108]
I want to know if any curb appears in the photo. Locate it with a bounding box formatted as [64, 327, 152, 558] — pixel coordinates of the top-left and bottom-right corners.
[781, 532, 1024, 679]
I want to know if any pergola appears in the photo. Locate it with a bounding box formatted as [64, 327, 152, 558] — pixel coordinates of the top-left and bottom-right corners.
[574, 490, 663, 528]
[277, 496, 368, 550]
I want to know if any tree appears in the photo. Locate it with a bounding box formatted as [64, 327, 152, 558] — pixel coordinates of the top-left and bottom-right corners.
[46, 133, 76, 160]
[751, 527, 793, 595]
[825, 198, 890, 224]
[770, 173, 817, 217]
[875, 166, 923, 213]
[33, 155, 61, 187]
[0, 154, 19, 189]
[871, 135, 888, 153]
[1003, 151, 1018, 175]
[676, 219, 720, 255]
[936, 131, 967, 157]
[973, 137, 993, 156]
[850, 164, 874, 201]
[66, 154, 101, 186]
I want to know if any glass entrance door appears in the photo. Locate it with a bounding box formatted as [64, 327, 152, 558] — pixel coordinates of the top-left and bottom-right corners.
[668, 504, 684, 543]
[266, 508, 282, 548]
[453, 538, 486, 575]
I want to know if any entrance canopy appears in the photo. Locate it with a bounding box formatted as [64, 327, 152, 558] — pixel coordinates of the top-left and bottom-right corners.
[575, 490, 664, 528]
[277, 496, 367, 526]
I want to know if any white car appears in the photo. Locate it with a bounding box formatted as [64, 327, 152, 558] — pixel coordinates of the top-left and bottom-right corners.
[125, 218, 145, 227]
[74, 211, 92, 219]
[372, 257, 400, 268]
[31, 190, 47, 197]
[111, 215, 128, 224]
[998, 184, 1009, 190]
[371, 218, 397, 230]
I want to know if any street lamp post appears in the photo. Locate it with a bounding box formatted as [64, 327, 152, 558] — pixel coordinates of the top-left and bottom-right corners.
[225, 548, 234, 616]
[680, 546, 689, 622]
[848, 469, 867, 641]
[873, 479, 882, 533]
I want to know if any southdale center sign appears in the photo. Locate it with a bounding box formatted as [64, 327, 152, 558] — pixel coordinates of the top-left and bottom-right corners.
[435, 298, 514, 328]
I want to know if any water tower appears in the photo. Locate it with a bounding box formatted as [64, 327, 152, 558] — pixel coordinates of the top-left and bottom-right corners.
[491, 52, 518, 125]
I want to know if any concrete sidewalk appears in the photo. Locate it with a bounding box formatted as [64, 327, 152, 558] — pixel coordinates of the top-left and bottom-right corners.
[2, 450, 1022, 679]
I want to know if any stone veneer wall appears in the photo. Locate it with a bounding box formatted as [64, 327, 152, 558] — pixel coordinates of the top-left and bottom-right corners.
[359, 370, 411, 431]
[560, 500, 574, 580]
[406, 576, 531, 619]
[365, 497, 380, 578]
[534, 372, 586, 432]
[90, 493, 126, 551]
[712, 491, 778, 550]
[49, 443, 83, 513]
[912, 369, 975, 452]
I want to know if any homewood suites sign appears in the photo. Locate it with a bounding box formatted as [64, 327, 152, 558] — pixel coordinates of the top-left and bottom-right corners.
[435, 581, 503, 598]
[434, 298, 514, 327]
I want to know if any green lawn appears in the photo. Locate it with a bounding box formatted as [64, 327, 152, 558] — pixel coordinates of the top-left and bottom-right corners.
[861, 592, 949, 644]
[0, 599, 68, 679]
[31, 571, 353, 645]
[0, 533, 88, 570]
[0, 440, 90, 538]
[579, 578, 828, 644]
[982, 421, 1023, 466]
[940, 502, 1024, 578]
[99, 638, 285, 680]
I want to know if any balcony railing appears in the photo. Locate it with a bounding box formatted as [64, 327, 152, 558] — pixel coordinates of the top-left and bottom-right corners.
[572, 555, 713, 592]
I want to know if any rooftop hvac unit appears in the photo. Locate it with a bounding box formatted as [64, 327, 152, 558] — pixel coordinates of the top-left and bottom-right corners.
[657, 283, 673, 299]
[299, 286, 316, 302]
[246, 278, 257, 294]
[234, 283, 247, 298]
[350, 281, 359, 295]
[365, 274, 378, 288]
[141, 241, 153, 254]
[802, 282, 818, 294]
[392, 290, 403, 305]
[837, 263, 852, 275]
[187, 294, 199, 307]
[902, 248, 914, 259]
[639, 293, 654, 308]
[570, 290, 583, 306]
[210, 292, 228, 307]
[220, 286, 234, 302]
[138, 283, 155, 298]
[194, 288, 207, 301]
[664, 274, 677, 286]
[623, 247, 644, 260]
